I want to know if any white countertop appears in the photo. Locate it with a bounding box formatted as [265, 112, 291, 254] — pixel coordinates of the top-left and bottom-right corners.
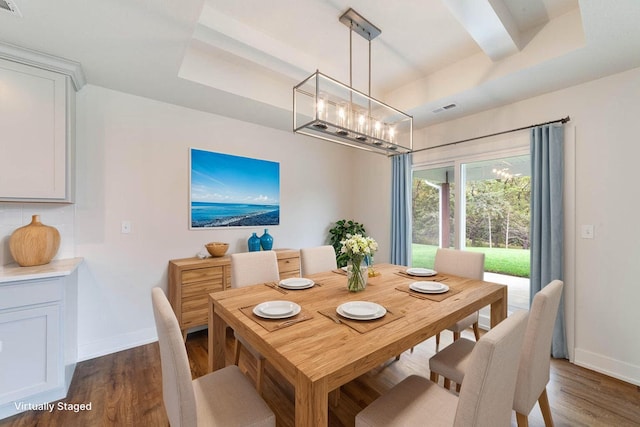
[0, 257, 83, 283]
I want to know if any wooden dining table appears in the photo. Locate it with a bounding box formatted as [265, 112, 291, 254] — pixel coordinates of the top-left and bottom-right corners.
[207, 263, 507, 427]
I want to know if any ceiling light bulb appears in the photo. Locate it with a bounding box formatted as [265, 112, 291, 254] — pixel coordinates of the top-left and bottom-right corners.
[388, 126, 396, 143]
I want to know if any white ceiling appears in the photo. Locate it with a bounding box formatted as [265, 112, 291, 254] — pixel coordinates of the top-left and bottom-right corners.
[1, 0, 640, 132]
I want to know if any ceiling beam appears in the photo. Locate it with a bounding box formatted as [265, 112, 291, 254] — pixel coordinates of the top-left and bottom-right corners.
[443, 0, 522, 61]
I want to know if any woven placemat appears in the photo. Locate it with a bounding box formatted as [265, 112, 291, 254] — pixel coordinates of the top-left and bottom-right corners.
[240, 305, 314, 332]
[318, 306, 405, 334]
[394, 270, 448, 281]
[394, 282, 461, 302]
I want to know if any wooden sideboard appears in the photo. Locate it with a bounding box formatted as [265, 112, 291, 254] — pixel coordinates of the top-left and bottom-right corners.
[168, 249, 300, 338]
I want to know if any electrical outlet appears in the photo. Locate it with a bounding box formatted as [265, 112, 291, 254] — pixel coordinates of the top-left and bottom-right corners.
[121, 221, 132, 234]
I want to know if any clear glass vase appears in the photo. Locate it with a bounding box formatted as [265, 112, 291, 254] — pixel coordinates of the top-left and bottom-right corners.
[347, 258, 368, 292]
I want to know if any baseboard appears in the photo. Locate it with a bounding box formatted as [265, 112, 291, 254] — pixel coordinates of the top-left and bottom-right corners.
[77, 327, 158, 362]
[574, 348, 640, 386]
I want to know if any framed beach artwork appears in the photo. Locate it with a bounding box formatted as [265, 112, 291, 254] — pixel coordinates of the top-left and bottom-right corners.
[190, 148, 280, 228]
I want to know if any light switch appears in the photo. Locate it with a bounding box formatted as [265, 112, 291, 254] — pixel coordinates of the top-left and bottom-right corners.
[0, 340, 3, 353]
[121, 221, 132, 234]
[581, 224, 594, 239]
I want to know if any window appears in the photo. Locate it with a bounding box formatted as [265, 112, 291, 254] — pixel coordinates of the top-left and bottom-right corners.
[412, 152, 530, 319]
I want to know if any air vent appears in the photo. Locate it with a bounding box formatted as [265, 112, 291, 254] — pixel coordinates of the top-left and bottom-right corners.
[0, 0, 22, 17]
[432, 103, 458, 114]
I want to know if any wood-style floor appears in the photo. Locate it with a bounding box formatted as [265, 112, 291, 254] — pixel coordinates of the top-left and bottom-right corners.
[2, 328, 639, 427]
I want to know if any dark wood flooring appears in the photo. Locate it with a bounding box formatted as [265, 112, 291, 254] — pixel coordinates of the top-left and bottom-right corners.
[2, 328, 639, 426]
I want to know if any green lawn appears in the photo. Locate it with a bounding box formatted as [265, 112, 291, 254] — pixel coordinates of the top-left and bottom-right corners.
[411, 244, 530, 278]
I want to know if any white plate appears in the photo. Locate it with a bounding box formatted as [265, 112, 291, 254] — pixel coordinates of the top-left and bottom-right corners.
[253, 301, 301, 319]
[406, 267, 437, 277]
[337, 301, 386, 320]
[279, 277, 315, 290]
[410, 281, 449, 294]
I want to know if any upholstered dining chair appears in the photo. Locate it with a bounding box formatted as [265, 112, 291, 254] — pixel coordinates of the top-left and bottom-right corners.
[356, 310, 528, 427]
[230, 250, 280, 393]
[397, 248, 485, 361]
[434, 248, 485, 346]
[300, 245, 337, 275]
[151, 287, 275, 427]
[429, 280, 564, 426]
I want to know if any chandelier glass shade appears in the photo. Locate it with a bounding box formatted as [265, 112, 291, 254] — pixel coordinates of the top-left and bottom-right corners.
[292, 9, 413, 155]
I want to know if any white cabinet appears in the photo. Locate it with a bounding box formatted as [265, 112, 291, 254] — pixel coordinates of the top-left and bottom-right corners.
[0, 59, 74, 202]
[0, 42, 85, 203]
[0, 303, 61, 402]
[0, 258, 81, 420]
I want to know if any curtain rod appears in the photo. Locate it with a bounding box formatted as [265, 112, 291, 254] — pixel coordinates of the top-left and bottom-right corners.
[411, 116, 570, 154]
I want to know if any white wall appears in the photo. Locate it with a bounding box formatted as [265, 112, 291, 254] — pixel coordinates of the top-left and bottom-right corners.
[351, 153, 393, 264]
[71, 85, 358, 360]
[411, 66, 640, 386]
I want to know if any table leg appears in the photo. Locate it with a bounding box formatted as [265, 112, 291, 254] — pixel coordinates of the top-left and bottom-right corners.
[208, 298, 226, 373]
[295, 373, 328, 427]
[490, 286, 508, 328]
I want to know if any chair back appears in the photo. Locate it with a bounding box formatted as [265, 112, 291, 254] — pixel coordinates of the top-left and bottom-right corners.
[151, 287, 197, 427]
[434, 248, 485, 280]
[454, 310, 528, 427]
[231, 251, 280, 288]
[513, 280, 564, 414]
[300, 245, 337, 275]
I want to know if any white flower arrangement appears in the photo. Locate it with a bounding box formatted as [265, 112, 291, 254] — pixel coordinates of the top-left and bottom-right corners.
[340, 233, 378, 292]
[340, 233, 378, 260]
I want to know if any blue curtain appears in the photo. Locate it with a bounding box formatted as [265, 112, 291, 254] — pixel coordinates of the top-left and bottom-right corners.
[391, 153, 412, 266]
[530, 123, 568, 358]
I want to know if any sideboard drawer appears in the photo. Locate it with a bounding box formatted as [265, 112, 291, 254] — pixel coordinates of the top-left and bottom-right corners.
[278, 256, 300, 275]
[181, 267, 221, 284]
[0, 278, 63, 310]
[181, 270, 225, 300]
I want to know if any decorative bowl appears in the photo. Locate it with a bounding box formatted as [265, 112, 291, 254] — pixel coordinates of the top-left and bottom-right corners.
[205, 242, 229, 257]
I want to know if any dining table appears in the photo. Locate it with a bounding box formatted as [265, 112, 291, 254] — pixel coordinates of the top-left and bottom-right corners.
[207, 263, 507, 427]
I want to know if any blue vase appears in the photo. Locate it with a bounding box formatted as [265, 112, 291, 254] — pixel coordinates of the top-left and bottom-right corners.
[260, 229, 273, 250]
[248, 232, 261, 252]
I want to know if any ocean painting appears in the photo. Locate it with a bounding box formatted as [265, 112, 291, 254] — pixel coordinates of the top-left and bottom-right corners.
[190, 149, 280, 228]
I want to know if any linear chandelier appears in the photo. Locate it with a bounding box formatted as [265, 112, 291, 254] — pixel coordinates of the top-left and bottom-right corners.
[293, 8, 413, 155]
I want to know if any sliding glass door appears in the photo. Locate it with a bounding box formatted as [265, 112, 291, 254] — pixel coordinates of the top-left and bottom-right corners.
[412, 152, 530, 315]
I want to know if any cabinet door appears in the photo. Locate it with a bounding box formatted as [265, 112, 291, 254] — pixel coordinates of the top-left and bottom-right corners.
[0, 304, 61, 404]
[0, 59, 69, 200]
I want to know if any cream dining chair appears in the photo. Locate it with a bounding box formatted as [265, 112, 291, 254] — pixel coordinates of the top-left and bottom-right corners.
[429, 280, 564, 426]
[433, 248, 485, 346]
[151, 287, 275, 427]
[398, 248, 485, 360]
[300, 245, 337, 275]
[230, 250, 280, 393]
[356, 310, 528, 427]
